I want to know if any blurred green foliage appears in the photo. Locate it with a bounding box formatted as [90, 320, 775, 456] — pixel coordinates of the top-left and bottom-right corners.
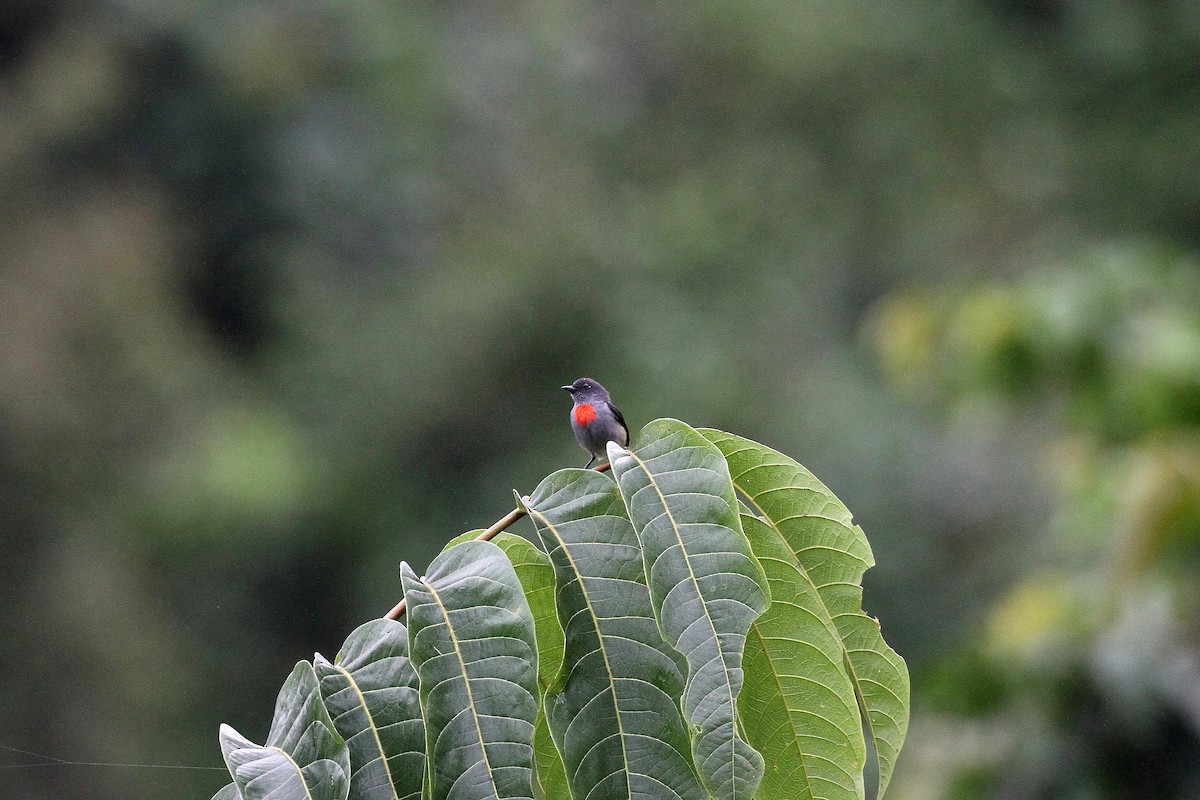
[872, 248, 1200, 798]
[0, 1, 1197, 798]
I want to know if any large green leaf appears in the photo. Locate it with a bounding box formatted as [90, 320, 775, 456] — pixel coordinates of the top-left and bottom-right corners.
[315, 619, 424, 800]
[608, 419, 770, 800]
[400, 540, 539, 800]
[445, 529, 566, 694]
[216, 661, 351, 800]
[523, 468, 707, 800]
[495, 535, 567, 800]
[442, 529, 568, 800]
[740, 513, 865, 800]
[699, 430, 909, 799]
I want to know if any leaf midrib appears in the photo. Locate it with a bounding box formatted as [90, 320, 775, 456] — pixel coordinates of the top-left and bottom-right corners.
[735, 477, 879, 798]
[624, 447, 740, 798]
[747, 623, 819, 799]
[262, 746, 316, 800]
[333, 663, 402, 800]
[528, 504, 631, 800]
[424, 581, 501, 800]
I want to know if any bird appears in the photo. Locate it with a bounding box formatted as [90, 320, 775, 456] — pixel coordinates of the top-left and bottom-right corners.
[562, 378, 629, 468]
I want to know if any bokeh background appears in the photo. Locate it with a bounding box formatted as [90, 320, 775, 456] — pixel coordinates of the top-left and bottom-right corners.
[2, 1, 1199, 798]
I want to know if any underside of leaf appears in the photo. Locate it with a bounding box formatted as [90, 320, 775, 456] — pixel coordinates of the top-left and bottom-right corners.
[401, 540, 539, 800]
[525, 468, 707, 800]
[609, 419, 770, 800]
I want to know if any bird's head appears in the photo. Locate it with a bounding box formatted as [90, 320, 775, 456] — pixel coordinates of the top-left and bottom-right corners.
[561, 377, 609, 403]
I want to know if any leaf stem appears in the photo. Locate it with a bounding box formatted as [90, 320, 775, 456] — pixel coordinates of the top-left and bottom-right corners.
[384, 462, 610, 620]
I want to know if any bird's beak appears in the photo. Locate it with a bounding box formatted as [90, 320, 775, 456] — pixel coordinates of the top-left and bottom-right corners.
[561, 385, 573, 393]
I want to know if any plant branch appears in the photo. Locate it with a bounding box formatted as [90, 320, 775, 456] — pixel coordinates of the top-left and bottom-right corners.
[384, 461, 612, 620]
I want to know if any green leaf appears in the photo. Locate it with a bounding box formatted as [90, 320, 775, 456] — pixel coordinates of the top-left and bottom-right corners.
[400, 540, 539, 800]
[608, 419, 770, 800]
[531, 710, 568, 800]
[699, 430, 909, 799]
[442, 530, 486, 549]
[530, 705, 566, 800]
[212, 782, 241, 800]
[524, 468, 707, 800]
[218, 661, 351, 800]
[443, 529, 569, 799]
[474, 529, 566, 693]
[315, 619, 424, 800]
[740, 513, 865, 800]
[492, 530, 569, 797]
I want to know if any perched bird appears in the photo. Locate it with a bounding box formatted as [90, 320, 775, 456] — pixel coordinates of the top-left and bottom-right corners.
[562, 377, 630, 467]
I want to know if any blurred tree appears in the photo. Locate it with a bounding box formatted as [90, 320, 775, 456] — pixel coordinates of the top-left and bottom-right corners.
[872, 246, 1200, 799]
[1, 0, 1198, 798]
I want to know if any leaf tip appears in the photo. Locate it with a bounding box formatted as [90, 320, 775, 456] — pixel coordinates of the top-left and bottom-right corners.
[605, 440, 629, 461]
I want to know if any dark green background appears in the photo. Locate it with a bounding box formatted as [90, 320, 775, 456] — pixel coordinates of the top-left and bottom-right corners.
[2, 2, 1198, 798]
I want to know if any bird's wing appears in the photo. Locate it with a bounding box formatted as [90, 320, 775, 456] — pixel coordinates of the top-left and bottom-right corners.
[606, 400, 630, 446]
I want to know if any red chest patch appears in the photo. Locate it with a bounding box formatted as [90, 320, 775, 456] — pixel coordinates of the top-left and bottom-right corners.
[573, 403, 597, 426]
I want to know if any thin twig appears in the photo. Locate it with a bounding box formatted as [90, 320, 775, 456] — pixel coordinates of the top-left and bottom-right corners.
[384, 461, 612, 620]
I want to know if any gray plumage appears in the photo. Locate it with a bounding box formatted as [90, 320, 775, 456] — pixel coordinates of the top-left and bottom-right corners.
[561, 377, 629, 467]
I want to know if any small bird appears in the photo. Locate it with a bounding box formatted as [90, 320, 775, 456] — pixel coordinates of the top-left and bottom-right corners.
[562, 378, 630, 468]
